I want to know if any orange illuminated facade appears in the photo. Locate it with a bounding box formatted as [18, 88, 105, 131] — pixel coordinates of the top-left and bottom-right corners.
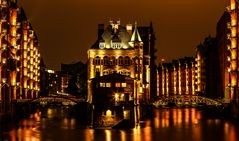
[0, 0, 41, 109]
[228, 0, 239, 101]
[157, 57, 196, 96]
[87, 20, 151, 104]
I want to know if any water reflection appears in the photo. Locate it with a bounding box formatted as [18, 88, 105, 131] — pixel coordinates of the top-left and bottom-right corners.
[153, 108, 201, 129]
[92, 106, 140, 128]
[7, 118, 40, 141]
[1, 107, 239, 141]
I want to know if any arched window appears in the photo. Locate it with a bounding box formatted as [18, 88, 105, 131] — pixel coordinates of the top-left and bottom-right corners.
[103, 56, 109, 66]
[109, 56, 116, 65]
[95, 56, 101, 65]
[124, 56, 131, 66]
[118, 56, 123, 66]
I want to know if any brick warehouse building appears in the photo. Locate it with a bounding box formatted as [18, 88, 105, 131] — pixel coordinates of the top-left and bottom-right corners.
[0, 0, 41, 113]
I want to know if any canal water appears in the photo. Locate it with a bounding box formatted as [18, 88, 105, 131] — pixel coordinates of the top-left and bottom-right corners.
[1, 106, 239, 141]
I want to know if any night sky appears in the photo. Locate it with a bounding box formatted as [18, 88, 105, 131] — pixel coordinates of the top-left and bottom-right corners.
[18, 0, 229, 70]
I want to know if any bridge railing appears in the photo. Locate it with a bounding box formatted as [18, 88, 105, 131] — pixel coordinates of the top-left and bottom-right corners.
[152, 95, 223, 107]
[16, 95, 85, 105]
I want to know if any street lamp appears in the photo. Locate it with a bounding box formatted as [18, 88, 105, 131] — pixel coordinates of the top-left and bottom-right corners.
[2, 78, 7, 85]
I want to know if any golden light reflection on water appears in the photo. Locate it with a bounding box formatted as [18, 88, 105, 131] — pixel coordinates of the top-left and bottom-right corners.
[224, 122, 237, 141]
[85, 129, 94, 141]
[8, 118, 40, 141]
[105, 129, 111, 141]
[185, 108, 189, 123]
[143, 127, 151, 141]
[120, 130, 126, 141]
[47, 108, 54, 118]
[62, 118, 76, 129]
[154, 108, 201, 128]
[3, 107, 239, 141]
[133, 125, 141, 141]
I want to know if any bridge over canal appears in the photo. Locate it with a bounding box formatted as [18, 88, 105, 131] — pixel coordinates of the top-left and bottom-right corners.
[16, 93, 85, 106]
[152, 95, 225, 108]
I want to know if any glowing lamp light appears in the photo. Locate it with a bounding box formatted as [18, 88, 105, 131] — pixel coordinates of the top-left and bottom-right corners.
[227, 68, 231, 72]
[106, 110, 112, 117]
[2, 78, 7, 83]
[115, 93, 119, 98]
[227, 45, 231, 50]
[15, 82, 20, 86]
[2, 58, 6, 64]
[227, 57, 231, 61]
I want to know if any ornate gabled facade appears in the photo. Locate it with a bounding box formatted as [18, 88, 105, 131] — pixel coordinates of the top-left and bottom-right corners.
[0, 0, 41, 112]
[87, 20, 152, 105]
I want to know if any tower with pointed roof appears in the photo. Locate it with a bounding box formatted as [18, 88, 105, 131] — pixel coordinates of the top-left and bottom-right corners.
[87, 20, 152, 104]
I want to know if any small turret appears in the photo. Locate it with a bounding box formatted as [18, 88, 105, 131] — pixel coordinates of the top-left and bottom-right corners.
[129, 22, 143, 47]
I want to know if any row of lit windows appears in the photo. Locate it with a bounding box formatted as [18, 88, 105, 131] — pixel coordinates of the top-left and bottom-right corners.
[102, 70, 130, 76]
[93, 56, 131, 66]
[111, 43, 121, 49]
[99, 43, 122, 49]
[99, 82, 127, 88]
[93, 56, 142, 66]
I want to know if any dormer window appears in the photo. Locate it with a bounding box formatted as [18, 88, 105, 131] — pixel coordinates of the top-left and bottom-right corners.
[99, 42, 105, 49]
[111, 43, 121, 49]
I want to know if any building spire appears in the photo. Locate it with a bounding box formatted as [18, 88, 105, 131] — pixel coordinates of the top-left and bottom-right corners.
[130, 22, 142, 42]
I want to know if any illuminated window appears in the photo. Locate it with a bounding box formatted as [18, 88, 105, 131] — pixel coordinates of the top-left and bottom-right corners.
[106, 83, 111, 87]
[124, 56, 130, 66]
[112, 43, 121, 49]
[109, 56, 115, 65]
[103, 56, 108, 65]
[122, 83, 127, 87]
[99, 42, 105, 49]
[95, 56, 101, 65]
[100, 83, 105, 87]
[120, 94, 125, 101]
[115, 83, 121, 87]
[118, 56, 123, 66]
